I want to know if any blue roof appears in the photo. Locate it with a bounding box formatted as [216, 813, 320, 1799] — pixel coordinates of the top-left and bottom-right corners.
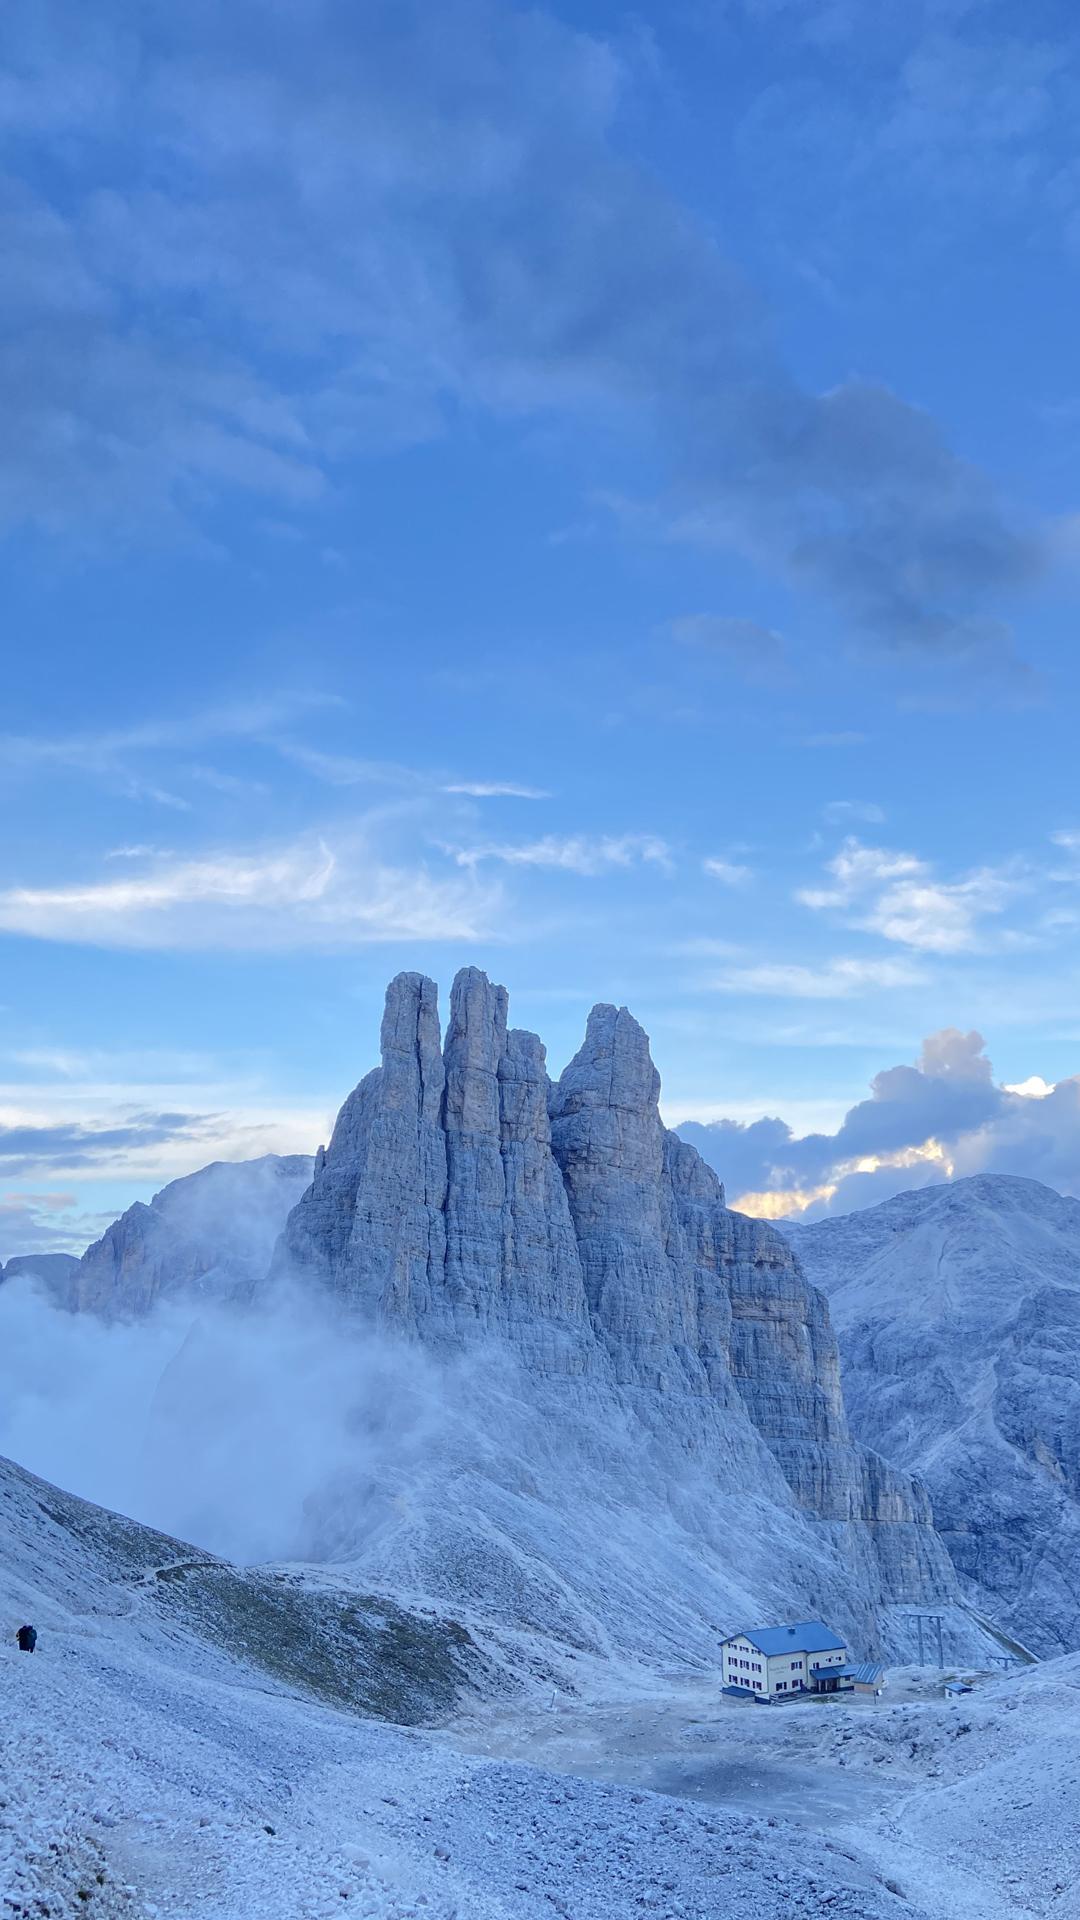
[726, 1620, 847, 1656]
[817, 1662, 883, 1684]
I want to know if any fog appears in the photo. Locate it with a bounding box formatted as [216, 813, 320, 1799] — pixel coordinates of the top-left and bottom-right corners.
[0, 1272, 455, 1565]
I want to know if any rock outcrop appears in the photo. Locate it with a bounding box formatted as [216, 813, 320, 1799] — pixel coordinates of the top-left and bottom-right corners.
[75, 1154, 313, 1317]
[276, 968, 968, 1663]
[0, 1253, 80, 1303]
[783, 1174, 1080, 1656]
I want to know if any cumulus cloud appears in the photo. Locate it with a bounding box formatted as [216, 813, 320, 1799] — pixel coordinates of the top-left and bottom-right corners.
[679, 1026, 1080, 1219]
[0, 833, 499, 949]
[797, 835, 1025, 952]
[0, 0, 1040, 659]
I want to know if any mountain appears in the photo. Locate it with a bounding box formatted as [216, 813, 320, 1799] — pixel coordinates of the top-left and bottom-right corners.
[782, 1174, 1080, 1656]
[267, 966, 985, 1667]
[0, 1252, 80, 1301]
[72, 1153, 314, 1316]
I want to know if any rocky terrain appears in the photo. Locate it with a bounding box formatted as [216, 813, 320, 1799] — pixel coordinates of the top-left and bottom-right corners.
[3, 1443, 1075, 1920]
[783, 1175, 1080, 1657]
[71, 1152, 314, 1315]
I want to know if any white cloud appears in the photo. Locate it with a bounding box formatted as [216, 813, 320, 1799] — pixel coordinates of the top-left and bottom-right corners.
[0, 835, 499, 950]
[706, 956, 926, 999]
[797, 836, 1023, 953]
[275, 744, 424, 789]
[442, 782, 551, 799]
[702, 857, 753, 886]
[822, 800, 885, 825]
[448, 833, 672, 876]
[0, 693, 342, 778]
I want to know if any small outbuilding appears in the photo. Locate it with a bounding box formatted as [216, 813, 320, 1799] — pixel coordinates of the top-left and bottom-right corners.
[814, 1660, 885, 1697]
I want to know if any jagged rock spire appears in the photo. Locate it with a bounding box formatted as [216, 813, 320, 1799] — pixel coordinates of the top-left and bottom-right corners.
[274, 966, 956, 1612]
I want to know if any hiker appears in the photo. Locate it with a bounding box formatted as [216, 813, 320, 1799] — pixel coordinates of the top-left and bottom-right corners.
[16, 1624, 37, 1653]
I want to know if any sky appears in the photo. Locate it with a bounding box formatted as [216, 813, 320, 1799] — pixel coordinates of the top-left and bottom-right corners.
[4, 0, 1080, 1254]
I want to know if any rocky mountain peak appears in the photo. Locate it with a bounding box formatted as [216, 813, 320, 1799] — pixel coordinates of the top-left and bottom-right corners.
[274, 966, 962, 1654]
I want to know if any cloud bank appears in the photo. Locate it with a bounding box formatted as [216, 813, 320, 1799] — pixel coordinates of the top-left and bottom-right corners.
[680, 1027, 1080, 1218]
[0, 1274, 458, 1565]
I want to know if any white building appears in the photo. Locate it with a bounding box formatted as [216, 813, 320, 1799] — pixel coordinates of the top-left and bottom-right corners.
[720, 1619, 850, 1700]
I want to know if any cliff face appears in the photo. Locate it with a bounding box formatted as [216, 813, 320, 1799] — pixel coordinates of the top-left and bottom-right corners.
[75, 1154, 314, 1317]
[276, 968, 962, 1659]
[784, 1175, 1080, 1656]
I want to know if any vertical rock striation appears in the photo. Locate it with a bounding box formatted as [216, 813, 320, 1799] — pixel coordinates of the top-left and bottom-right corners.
[275, 969, 962, 1656]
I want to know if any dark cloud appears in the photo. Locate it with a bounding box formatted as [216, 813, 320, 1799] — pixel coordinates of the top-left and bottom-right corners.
[0, 0, 1040, 656]
[0, 1112, 213, 1175]
[679, 1027, 1080, 1217]
[0, 1192, 113, 1261]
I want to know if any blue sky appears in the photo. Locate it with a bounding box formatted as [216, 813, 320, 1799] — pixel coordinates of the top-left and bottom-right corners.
[4, 0, 1080, 1252]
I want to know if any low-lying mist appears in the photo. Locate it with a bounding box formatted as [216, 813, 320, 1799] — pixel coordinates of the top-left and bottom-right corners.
[0, 1273, 457, 1565]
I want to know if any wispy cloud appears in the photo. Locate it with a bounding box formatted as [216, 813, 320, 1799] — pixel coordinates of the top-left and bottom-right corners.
[796, 836, 1025, 954]
[667, 614, 790, 685]
[447, 833, 672, 876]
[0, 693, 341, 777]
[706, 956, 925, 999]
[441, 781, 551, 800]
[274, 744, 424, 789]
[0, 835, 499, 950]
[822, 800, 885, 825]
[702, 856, 753, 886]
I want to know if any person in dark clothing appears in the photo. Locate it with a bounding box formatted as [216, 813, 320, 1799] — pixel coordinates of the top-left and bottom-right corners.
[16, 1624, 37, 1652]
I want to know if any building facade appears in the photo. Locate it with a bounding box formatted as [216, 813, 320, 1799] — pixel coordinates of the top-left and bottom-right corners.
[721, 1620, 850, 1700]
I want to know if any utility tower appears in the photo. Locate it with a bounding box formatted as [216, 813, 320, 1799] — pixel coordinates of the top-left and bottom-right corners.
[913, 1613, 945, 1667]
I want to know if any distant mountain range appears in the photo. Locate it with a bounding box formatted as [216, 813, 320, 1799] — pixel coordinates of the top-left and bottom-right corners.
[782, 1175, 1080, 1656]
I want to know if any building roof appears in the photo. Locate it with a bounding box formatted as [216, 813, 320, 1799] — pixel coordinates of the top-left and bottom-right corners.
[725, 1620, 846, 1657]
[818, 1662, 883, 1685]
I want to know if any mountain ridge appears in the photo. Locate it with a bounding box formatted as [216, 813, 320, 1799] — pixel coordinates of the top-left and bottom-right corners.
[781, 1171, 1080, 1654]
